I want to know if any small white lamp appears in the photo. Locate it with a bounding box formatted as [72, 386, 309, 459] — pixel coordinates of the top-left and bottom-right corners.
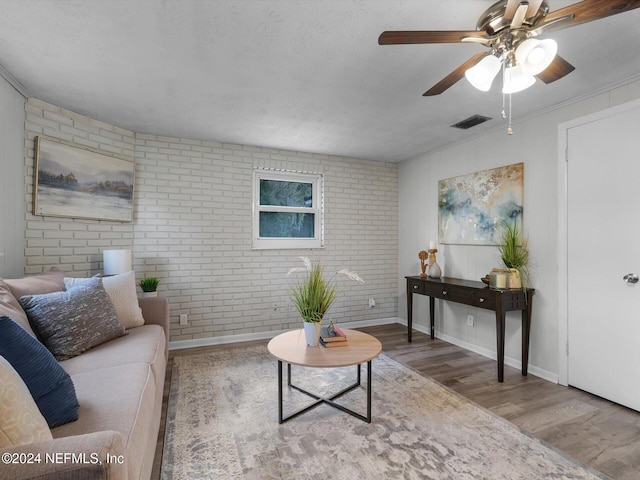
[103, 249, 132, 276]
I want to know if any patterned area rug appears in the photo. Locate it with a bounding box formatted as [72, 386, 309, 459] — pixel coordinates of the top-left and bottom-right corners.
[161, 344, 608, 479]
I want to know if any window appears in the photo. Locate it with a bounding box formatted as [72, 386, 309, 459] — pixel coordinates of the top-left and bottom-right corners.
[253, 169, 323, 249]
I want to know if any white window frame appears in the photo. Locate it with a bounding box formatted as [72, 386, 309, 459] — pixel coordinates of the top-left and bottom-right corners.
[252, 168, 324, 250]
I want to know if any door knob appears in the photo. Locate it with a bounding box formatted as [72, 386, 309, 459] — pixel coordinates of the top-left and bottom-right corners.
[623, 273, 639, 284]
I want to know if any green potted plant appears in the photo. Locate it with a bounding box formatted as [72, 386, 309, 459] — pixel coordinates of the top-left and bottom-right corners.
[497, 220, 530, 289]
[139, 277, 160, 297]
[287, 257, 363, 346]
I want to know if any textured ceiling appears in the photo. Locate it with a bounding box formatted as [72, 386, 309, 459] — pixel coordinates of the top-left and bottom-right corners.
[0, 1, 639, 162]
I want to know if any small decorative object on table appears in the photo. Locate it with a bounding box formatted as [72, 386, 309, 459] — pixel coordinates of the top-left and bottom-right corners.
[288, 257, 364, 347]
[320, 322, 347, 348]
[418, 250, 428, 278]
[497, 220, 530, 289]
[427, 240, 442, 278]
[139, 277, 159, 297]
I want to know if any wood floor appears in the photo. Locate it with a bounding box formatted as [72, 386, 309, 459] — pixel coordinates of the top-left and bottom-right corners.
[151, 323, 640, 479]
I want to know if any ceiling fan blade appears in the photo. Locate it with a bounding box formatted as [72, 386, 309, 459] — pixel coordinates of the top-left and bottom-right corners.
[543, 0, 640, 31]
[423, 52, 487, 96]
[535, 55, 576, 84]
[378, 30, 486, 45]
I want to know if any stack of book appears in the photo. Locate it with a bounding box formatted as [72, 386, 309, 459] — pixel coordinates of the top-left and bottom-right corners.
[320, 324, 347, 348]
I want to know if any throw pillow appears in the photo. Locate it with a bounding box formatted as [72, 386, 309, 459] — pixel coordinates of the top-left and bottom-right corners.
[0, 355, 52, 447]
[65, 272, 145, 329]
[103, 271, 145, 329]
[0, 317, 79, 428]
[4, 267, 65, 299]
[20, 277, 126, 361]
[63, 273, 101, 289]
[0, 280, 36, 337]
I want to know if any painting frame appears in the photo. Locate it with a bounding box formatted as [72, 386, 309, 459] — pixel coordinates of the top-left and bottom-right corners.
[34, 136, 134, 222]
[438, 163, 523, 246]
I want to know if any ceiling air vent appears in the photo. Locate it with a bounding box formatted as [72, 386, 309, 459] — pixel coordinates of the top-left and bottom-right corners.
[451, 114, 491, 130]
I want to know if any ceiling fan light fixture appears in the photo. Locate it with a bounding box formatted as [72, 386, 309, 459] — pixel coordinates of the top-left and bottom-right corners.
[515, 38, 558, 75]
[464, 54, 502, 91]
[502, 65, 536, 94]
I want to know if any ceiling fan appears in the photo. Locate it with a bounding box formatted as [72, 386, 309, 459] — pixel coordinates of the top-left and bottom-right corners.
[379, 0, 640, 97]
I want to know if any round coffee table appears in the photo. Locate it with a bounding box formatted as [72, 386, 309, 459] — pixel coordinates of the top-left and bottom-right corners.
[267, 328, 382, 423]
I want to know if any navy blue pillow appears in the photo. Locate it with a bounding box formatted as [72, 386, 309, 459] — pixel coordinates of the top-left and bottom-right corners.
[0, 316, 79, 428]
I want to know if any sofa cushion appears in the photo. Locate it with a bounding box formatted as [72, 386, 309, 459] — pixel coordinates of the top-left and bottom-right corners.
[0, 316, 79, 428]
[61, 324, 166, 383]
[53, 363, 156, 480]
[3, 267, 65, 299]
[20, 277, 126, 361]
[0, 355, 53, 448]
[0, 280, 35, 337]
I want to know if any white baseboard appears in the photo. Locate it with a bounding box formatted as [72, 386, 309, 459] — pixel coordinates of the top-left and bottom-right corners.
[395, 320, 559, 384]
[168, 317, 400, 351]
[170, 318, 559, 383]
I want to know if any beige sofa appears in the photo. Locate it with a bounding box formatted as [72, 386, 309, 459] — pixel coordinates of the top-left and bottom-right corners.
[0, 273, 169, 480]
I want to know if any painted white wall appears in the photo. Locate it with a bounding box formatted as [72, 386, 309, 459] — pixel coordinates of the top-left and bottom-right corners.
[399, 78, 640, 381]
[0, 75, 26, 278]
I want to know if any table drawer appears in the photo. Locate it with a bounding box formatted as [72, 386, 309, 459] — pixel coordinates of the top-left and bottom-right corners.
[424, 283, 472, 304]
[407, 279, 425, 295]
[472, 291, 495, 310]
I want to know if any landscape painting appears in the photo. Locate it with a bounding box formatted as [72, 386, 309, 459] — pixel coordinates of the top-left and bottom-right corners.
[438, 163, 523, 245]
[34, 136, 134, 222]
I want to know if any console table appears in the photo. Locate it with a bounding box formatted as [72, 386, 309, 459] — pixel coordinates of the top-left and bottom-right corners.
[406, 276, 534, 382]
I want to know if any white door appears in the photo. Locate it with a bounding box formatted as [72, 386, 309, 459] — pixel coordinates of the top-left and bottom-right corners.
[567, 104, 640, 411]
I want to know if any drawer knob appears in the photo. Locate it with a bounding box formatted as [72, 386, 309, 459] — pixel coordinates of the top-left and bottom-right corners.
[479, 298, 485, 303]
[442, 290, 447, 296]
[413, 285, 419, 290]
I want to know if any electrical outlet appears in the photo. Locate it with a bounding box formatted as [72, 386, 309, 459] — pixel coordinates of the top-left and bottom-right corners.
[467, 315, 474, 327]
[368, 298, 376, 308]
[179, 313, 188, 326]
[272, 303, 278, 311]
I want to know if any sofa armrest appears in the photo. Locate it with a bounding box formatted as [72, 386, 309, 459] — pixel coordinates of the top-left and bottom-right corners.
[138, 296, 169, 336]
[0, 430, 126, 480]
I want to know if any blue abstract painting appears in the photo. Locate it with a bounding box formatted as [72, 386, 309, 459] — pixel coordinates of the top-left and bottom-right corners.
[438, 163, 523, 245]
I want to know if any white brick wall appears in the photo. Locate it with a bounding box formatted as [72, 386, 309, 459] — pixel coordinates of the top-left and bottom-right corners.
[135, 135, 399, 342]
[22, 98, 399, 342]
[24, 98, 135, 275]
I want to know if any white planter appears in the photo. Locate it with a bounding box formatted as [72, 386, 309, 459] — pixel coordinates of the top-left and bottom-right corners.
[141, 291, 158, 298]
[303, 322, 321, 347]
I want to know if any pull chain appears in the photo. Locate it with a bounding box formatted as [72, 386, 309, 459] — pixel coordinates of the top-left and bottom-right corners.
[508, 91, 513, 135]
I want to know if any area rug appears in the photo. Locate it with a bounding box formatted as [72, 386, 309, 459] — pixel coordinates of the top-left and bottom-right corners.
[161, 344, 608, 479]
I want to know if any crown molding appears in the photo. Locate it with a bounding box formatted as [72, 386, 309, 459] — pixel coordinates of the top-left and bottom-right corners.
[0, 63, 29, 98]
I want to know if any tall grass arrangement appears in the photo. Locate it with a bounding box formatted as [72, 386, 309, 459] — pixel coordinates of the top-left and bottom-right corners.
[287, 257, 363, 323]
[498, 221, 530, 288]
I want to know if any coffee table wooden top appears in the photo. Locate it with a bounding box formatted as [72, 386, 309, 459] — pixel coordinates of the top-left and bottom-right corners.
[267, 329, 382, 368]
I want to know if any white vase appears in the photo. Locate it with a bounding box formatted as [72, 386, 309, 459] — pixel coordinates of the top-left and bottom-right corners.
[428, 262, 442, 278]
[303, 322, 321, 347]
